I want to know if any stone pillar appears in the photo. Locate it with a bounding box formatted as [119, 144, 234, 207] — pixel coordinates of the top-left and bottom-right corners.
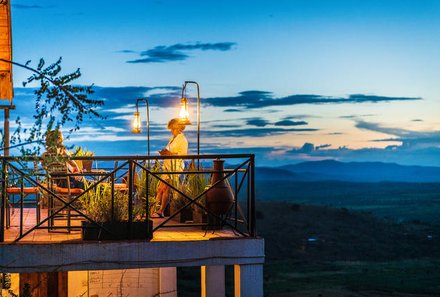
[201, 265, 225, 297]
[234, 264, 263, 297]
[159, 267, 177, 297]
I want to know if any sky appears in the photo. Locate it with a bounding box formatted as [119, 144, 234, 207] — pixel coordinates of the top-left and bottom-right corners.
[3, 0, 440, 166]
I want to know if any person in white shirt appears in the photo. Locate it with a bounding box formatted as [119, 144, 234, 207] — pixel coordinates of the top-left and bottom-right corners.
[153, 118, 188, 217]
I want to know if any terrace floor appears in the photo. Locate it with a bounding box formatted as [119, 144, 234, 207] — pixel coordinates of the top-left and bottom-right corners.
[3, 208, 242, 244]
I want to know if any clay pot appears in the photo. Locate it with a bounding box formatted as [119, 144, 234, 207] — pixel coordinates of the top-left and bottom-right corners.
[82, 160, 93, 172]
[206, 159, 234, 215]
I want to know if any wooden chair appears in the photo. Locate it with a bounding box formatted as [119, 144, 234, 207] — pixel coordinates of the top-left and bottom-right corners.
[6, 162, 42, 229]
[44, 161, 84, 233]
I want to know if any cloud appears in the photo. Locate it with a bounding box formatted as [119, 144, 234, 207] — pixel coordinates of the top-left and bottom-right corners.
[289, 142, 331, 154]
[340, 114, 376, 119]
[316, 144, 332, 150]
[24, 85, 418, 112]
[116, 50, 137, 54]
[355, 120, 440, 148]
[246, 118, 270, 127]
[12, 4, 53, 9]
[283, 115, 318, 120]
[202, 127, 318, 138]
[205, 91, 421, 109]
[274, 120, 308, 126]
[126, 42, 236, 64]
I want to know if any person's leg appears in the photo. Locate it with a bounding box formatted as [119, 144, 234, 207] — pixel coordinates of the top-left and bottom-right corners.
[159, 185, 170, 214]
[154, 181, 167, 216]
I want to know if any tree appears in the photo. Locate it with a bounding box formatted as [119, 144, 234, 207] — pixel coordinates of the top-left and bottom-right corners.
[0, 57, 104, 155]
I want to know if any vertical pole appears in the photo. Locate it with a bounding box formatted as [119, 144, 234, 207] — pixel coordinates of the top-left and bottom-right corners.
[111, 171, 115, 222]
[19, 176, 23, 236]
[159, 267, 177, 297]
[196, 83, 200, 165]
[247, 162, 250, 235]
[201, 265, 225, 297]
[184, 81, 201, 168]
[128, 160, 134, 228]
[4, 108, 10, 156]
[1, 158, 6, 242]
[146, 101, 150, 159]
[145, 167, 149, 220]
[234, 264, 264, 297]
[234, 169, 238, 230]
[250, 155, 256, 237]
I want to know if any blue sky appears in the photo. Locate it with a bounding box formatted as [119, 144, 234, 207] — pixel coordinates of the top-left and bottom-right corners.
[3, 0, 440, 166]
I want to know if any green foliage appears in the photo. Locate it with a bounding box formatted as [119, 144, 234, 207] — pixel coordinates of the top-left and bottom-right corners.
[0, 58, 104, 156]
[81, 181, 129, 223]
[72, 146, 95, 157]
[172, 161, 210, 210]
[265, 259, 440, 295]
[135, 161, 161, 216]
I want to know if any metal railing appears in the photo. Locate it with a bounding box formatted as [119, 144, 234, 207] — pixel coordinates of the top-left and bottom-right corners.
[0, 154, 256, 243]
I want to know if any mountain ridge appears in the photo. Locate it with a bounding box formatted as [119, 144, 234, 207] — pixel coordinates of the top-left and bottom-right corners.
[256, 159, 440, 182]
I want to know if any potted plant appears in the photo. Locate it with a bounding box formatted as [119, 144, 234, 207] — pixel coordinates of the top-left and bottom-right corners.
[72, 146, 94, 172]
[134, 160, 161, 217]
[80, 181, 152, 240]
[183, 162, 210, 224]
[170, 186, 193, 223]
[168, 161, 210, 224]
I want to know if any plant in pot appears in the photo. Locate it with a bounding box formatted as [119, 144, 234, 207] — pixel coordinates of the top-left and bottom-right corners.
[134, 160, 161, 217]
[80, 180, 152, 240]
[182, 161, 210, 224]
[170, 185, 193, 223]
[159, 167, 191, 223]
[72, 146, 94, 172]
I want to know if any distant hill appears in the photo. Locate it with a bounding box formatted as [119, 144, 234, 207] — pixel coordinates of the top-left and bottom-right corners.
[256, 160, 440, 182]
[257, 201, 440, 261]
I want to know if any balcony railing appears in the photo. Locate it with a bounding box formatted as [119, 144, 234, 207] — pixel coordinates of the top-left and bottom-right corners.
[0, 154, 256, 243]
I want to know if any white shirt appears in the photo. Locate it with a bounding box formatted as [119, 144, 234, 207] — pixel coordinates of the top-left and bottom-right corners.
[164, 133, 188, 172]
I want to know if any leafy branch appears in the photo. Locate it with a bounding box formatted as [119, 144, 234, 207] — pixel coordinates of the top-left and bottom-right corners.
[0, 57, 105, 155]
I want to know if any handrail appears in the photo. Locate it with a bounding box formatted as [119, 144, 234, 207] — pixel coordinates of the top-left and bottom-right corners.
[0, 154, 256, 242]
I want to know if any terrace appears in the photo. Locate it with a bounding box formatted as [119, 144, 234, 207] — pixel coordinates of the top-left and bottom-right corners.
[0, 154, 263, 296]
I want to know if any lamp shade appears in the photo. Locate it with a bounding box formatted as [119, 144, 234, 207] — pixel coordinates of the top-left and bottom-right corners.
[132, 111, 141, 133]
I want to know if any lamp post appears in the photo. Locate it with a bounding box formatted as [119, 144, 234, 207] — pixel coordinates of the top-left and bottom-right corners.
[179, 81, 201, 158]
[132, 98, 150, 157]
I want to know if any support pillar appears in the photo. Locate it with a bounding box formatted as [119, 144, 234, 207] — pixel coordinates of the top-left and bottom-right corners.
[234, 264, 263, 297]
[201, 265, 225, 297]
[159, 267, 177, 297]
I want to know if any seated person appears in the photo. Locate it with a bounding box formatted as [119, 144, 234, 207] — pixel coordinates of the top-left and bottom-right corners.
[42, 130, 84, 189]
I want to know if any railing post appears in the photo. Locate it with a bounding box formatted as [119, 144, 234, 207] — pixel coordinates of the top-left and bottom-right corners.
[250, 155, 256, 237]
[111, 171, 115, 222]
[1, 158, 7, 242]
[20, 175, 24, 236]
[235, 169, 238, 230]
[128, 160, 134, 227]
[146, 167, 149, 220]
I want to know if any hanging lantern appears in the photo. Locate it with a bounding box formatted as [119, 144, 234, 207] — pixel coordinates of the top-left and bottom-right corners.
[179, 97, 192, 125]
[132, 110, 141, 133]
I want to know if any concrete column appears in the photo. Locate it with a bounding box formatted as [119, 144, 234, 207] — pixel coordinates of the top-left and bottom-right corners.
[159, 267, 177, 297]
[234, 264, 263, 297]
[201, 265, 225, 297]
